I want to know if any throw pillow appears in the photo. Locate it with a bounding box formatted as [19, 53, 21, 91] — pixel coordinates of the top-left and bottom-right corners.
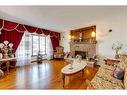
[112, 66, 124, 80]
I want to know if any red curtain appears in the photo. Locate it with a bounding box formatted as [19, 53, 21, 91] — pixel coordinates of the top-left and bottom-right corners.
[4, 20, 18, 30]
[24, 25, 38, 33]
[0, 19, 60, 52]
[50, 37, 60, 51]
[43, 29, 50, 35]
[50, 32, 60, 51]
[36, 28, 42, 34]
[0, 29, 24, 52]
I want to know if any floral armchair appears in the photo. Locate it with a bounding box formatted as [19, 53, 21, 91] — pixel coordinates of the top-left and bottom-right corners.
[53, 46, 64, 60]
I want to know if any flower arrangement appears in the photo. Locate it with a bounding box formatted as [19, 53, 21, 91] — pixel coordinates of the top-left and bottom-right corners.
[75, 54, 82, 63]
[112, 42, 123, 58]
[0, 41, 14, 59]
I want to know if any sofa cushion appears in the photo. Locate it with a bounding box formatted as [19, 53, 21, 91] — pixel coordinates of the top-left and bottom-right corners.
[91, 76, 123, 89]
[124, 68, 127, 89]
[96, 67, 124, 88]
[100, 63, 116, 71]
[119, 54, 127, 68]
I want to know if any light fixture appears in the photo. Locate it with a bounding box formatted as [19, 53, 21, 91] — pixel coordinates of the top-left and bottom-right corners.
[91, 31, 96, 38]
[71, 35, 74, 40]
[69, 34, 71, 40]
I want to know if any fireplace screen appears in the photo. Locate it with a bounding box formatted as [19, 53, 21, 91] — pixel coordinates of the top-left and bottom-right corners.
[75, 51, 87, 59]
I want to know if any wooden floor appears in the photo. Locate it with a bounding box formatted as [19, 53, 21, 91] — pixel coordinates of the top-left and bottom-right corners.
[0, 60, 99, 89]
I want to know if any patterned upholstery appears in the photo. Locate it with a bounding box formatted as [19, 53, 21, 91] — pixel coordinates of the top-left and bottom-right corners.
[100, 63, 116, 70]
[124, 68, 127, 89]
[96, 67, 124, 88]
[119, 54, 127, 68]
[90, 54, 127, 89]
[53, 46, 64, 59]
[91, 76, 123, 89]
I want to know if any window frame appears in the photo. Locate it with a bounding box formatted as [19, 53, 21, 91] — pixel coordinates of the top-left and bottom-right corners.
[32, 34, 46, 56]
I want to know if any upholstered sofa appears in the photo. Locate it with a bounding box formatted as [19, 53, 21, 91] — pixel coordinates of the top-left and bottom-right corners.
[87, 54, 127, 89]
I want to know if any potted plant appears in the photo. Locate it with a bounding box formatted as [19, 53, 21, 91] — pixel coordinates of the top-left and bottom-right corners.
[112, 42, 123, 59]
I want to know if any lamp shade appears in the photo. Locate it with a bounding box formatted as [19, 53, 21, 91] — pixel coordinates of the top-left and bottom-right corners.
[91, 31, 96, 37]
[69, 34, 71, 40]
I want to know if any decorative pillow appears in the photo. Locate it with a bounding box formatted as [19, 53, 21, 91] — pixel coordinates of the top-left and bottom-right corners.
[112, 66, 124, 80]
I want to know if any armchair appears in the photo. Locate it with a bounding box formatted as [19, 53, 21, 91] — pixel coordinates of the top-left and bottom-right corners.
[53, 46, 64, 60]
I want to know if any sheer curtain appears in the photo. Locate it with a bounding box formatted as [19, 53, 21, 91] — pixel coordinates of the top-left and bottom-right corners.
[46, 35, 53, 60]
[16, 31, 32, 67]
[16, 33, 53, 67]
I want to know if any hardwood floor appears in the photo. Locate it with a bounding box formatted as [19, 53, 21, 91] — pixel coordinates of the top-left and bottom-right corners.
[0, 60, 99, 89]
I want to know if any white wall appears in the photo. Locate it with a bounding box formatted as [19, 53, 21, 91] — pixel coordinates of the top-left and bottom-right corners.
[60, 19, 127, 57]
[60, 31, 70, 52]
[96, 19, 127, 57]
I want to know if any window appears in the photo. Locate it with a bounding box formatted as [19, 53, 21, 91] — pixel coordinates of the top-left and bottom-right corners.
[32, 35, 46, 56]
[16, 33, 53, 67]
[40, 36, 46, 54]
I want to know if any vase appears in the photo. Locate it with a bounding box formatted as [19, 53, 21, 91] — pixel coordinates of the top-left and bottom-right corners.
[115, 50, 120, 59]
[69, 60, 73, 70]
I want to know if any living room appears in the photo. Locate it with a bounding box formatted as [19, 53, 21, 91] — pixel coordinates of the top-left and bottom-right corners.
[0, 4, 127, 95]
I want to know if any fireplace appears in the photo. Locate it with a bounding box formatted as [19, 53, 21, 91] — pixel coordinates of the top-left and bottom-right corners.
[75, 51, 87, 59]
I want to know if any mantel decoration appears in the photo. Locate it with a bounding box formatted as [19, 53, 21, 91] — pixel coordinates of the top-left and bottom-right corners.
[112, 42, 123, 59]
[79, 32, 83, 42]
[69, 59, 74, 70]
[0, 41, 14, 59]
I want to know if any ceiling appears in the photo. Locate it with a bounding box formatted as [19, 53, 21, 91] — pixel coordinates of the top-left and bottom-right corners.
[0, 6, 127, 32]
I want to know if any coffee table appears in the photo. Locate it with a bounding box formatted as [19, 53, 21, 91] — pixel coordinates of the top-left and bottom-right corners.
[61, 60, 87, 87]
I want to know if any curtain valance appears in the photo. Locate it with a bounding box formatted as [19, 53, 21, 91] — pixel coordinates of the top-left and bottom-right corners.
[0, 19, 60, 38]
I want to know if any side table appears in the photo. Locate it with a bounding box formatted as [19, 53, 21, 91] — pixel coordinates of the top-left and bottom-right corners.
[104, 58, 120, 65]
[0, 58, 17, 74]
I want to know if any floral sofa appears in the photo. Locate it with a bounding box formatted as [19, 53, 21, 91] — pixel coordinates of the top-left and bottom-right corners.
[89, 54, 127, 89]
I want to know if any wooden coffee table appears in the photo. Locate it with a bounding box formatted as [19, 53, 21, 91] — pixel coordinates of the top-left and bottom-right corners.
[61, 61, 87, 87]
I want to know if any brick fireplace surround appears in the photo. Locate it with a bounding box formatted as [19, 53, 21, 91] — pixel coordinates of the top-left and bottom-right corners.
[70, 42, 96, 59]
